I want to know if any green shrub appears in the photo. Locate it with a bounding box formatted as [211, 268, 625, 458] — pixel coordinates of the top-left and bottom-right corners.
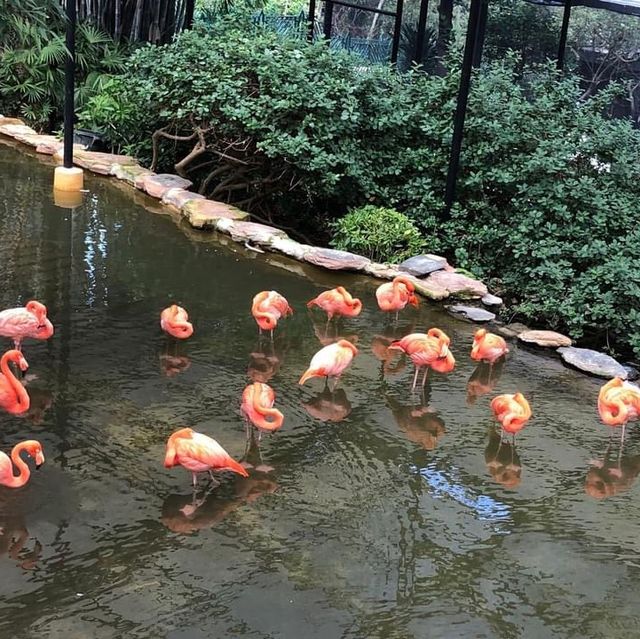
[330, 206, 426, 263]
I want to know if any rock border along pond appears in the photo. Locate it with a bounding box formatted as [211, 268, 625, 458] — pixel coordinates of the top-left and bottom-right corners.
[0, 116, 632, 381]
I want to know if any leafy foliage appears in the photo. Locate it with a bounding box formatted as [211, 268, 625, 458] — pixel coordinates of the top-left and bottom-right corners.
[80, 20, 640, 356]
[330, 206, 426, 263]
[0, 1, 127, 129]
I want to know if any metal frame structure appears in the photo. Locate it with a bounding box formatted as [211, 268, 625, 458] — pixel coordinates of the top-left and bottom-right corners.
[309, 0, 407, 63]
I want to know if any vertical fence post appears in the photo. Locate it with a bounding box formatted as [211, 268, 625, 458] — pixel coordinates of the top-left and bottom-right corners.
[323, 0, 334, 40]
[63, 0, 76, 170]
[390, 0, 404, 64]
[557, 0, 572, 70]
[413, 0, 430, 65]
[443, 0, 482, 214]
[472, 0, 488, 68]
[307, 1, 316, 41]
[184, 0, 195, 29]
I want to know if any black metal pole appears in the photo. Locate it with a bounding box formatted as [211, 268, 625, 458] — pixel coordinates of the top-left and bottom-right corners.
[443, 0, 481, 214]
[307, 0, 317, 41]
[390, 0, 404, 64]
[472, 0, 488, 68]
[557, 0, 572, 70]
[413, 0, 430, 65]
[323, 0, 334, 40]
[63, 0, 76, 170]
[184, 0, 195, 29]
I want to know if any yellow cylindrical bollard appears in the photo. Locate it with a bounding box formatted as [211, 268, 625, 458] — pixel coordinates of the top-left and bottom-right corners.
[53, 189, 84, 209]
[53, 165, 84, 192]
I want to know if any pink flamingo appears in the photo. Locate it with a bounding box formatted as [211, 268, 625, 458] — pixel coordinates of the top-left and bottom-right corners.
[0, 350, 30, 415]
[241, 382, 284, 435]
[0, 440, 44, 488]
[0, 301, 54, 351]
[375, 276, 419, 317]
[388, 329, 452, 390]
[164, 427, 248, 488]
[307, 287, 362, 322]
[299, 339, 358, 389]
[160, 305, 193, 339]
[251, 291, 293, 338]
[470, 329, 509, 364]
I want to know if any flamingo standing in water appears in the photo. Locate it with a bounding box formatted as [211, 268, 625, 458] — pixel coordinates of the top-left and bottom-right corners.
[597, 377, 640, 445]
[160, 305, 193, 339]
[307, 287, 362, 323]
[490, 393, 531, 441]
[299, 339, 358, 389]
[375, 277, 419, 318]
[0, 301, 54, 351]
[470, 329, 509, 364]
[388, 329, 452, 390]
[0, 440, 44, 488]
[251, 291, 293, 338]
[164, 427, 248, 488]
[241, 382, 284, 436]
[0, 350, 30, 415]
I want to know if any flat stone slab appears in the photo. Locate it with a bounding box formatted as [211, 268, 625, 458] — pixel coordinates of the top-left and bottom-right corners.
[182, 199, 249, 229]
[112, 163, 154, 185]
[557, 347, 628, 379]
[411, 277, 449, 301]
[0, 124, 37, 138]
[54, 150, 136, 175]
[142, 173, 193, 199]
[162, 188, 205, 210]
[364, 262, 402, 280]
[519, 330, 572, 348]
[217, 219, 288, 245]
[423, 270, 488, 298]
[447, 304, 496, 322]
[303, 247, 371, 272]
[495, 323, 530, 338]
[481, 293, 503, 307]
[0, 117, 26, 127]
[398, 254, 448, 276]
[270, 237, 309, 260]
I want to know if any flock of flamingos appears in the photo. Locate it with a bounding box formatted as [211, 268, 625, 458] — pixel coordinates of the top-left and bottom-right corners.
[0, 276, 638, 495]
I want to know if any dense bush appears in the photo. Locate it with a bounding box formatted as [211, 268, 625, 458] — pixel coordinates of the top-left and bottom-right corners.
[330, 206, 426, 263]
[79, 21, 640, 357]
[0, 0, 126, 129]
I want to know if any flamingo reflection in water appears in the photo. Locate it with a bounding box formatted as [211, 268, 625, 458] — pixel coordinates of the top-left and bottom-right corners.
[466, 360, 505, 406]
[371, 322, 415, 379]
[0, 495, 42, 570]
[161, 433, 278, 534]
[247, 344, 282, 384]
[386, 392, 446, 450]
[302, 387, 352, 423]
[585, 442, 640, 499]
[159, 351, 191, 378]
[484, 426, 522, 489]
[310, 313, 359, 348]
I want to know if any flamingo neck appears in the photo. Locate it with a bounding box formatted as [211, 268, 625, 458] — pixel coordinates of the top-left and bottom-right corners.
[0, 355, 28, 411]
[7, 443, 31, 488]
[252, 386, 283, 429]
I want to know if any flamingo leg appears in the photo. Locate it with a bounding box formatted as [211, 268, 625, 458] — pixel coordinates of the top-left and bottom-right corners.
[208, 471, 220, 488]
[192, 472, 198, 488]
[620, 423, 627, 451]
[270, 329, 274, 342]
[421, 367, 429, 389]
[394, 311, 399, 323]
[411, 367, 420, 392]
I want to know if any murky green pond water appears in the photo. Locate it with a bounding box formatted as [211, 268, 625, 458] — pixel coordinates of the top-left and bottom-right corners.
[0, 140, 639, 638]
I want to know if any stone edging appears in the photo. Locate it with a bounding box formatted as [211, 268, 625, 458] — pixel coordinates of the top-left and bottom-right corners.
[1, 116, 633, 380]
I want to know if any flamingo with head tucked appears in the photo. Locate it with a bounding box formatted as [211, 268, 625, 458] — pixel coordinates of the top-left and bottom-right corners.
[160, 305, 193, 339]
[597, 377, 640, 445]
[0, 301, 54, 351]
[375, 277, 419, 317]
[0, 350, 30, 415]
[164, 427, 248, 488]
[299, 339, 358, 389]
[251, 291, 293, 338]
[241, 382, 284, 436]
[0, 440, 44, 488]
[307, 287, 362, 322]
[388, 329, 452, 390]
[471, 329, 509, 364]
[490, 392, 531, 441]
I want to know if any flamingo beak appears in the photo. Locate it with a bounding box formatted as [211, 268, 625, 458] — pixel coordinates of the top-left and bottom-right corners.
[19, 357, 29, 372]
[35, 451, 45, 468]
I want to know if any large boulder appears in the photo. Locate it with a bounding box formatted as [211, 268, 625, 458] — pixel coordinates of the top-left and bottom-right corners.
[142, 174, 193, 199]
[303, 247, 371, 272]
[0, 123, 37, 138]
[398, 254, 448, 276]
[162, 188, 205, 210]
[423, 270, 488, 298]
[181, 199, 249, 229]
[518, 330, 572, 348]
[557, 347, 628, 379]
[217, 219, 288, 245]
[270, 237, 310, 261]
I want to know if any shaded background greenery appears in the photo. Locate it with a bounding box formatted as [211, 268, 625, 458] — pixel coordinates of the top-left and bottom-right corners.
[2, 0, 640, 360]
